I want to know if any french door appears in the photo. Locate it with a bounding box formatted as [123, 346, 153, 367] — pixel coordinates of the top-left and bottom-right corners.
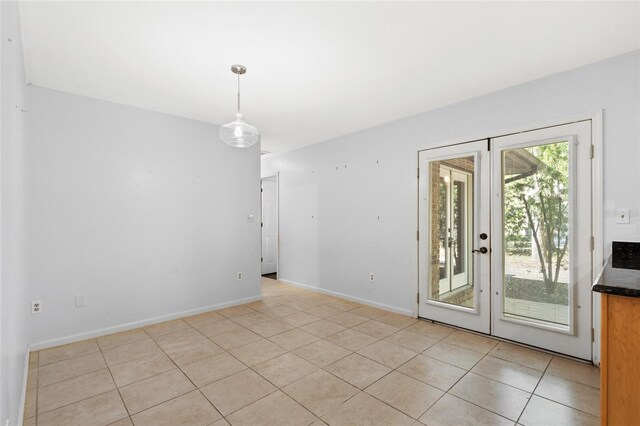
[418, 139, 491, 334]
[418, 121, 593, 360]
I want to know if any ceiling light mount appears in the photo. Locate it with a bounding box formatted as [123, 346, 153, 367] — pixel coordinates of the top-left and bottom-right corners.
[230, 64, 247, 75]
[219, 64, 259, 148]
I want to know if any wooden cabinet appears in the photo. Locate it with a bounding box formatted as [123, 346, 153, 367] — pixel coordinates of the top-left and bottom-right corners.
[600, 293, 640, 426]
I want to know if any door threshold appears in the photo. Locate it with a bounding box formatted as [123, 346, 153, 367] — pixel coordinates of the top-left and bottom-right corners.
[417, 316, 594, 365]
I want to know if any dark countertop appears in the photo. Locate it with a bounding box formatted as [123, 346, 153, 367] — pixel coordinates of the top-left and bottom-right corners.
[592, 256, 640, 298]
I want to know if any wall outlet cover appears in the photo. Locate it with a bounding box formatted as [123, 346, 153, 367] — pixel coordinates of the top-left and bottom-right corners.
[31, 300, 42, 314]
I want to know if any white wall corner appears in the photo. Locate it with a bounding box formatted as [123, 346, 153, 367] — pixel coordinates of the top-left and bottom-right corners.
[16, 348, 30, 426]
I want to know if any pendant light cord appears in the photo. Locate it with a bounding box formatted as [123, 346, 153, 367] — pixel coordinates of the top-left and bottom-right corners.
[237, 73, 241, 113]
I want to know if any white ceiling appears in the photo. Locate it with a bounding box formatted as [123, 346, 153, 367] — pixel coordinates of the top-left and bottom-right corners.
[19, 1, 639, 154]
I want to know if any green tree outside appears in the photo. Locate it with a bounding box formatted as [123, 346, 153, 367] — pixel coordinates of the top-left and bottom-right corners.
[503, 142, 570, 294]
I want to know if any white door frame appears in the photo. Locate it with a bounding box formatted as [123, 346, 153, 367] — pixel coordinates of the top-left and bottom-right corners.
[261, 173, 279, 277]
[411, 110, 604, 363]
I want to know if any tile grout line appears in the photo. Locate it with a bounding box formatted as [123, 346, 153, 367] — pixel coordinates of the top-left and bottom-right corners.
[35, 349, 108, 389]
[388, 336, 455, 418]
[133, 321, 225, 420]
[35, 349, 101, 368]
[313, 325, 454, 423]
[215, 289, 390, 422]
[515, 354, 553, 424]
[263, 280, 440, 418]
[440, 343, 523, 424]
[522, 355, 601, 419]
[102, 326, 191, 419]
[34, 387, 116, 419]
[538, 357, 601, 415]
[198, 335, 321, 423]
[258, 282, 396, 422]
[34, 343, 124, 418]
[178, 308, 321, 423]
[208, 287, 371, 422]
[315, 339, 443, 423]
[96, 337, 133, 423]
[401, 330, 475, 421]
[390, 349, 453, 421]
[262, 282, 416, 421]
[361, 365, 438, 422]
[533, 393, 601, 419]
[389, 329, 525, 424]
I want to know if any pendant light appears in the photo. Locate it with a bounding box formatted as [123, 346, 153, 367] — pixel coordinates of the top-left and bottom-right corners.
[219, 64, 259, 148]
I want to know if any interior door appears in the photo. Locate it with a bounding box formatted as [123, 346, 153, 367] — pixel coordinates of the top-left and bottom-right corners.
[491, 121, 592, 360]
[261, 177, 278, 275]
[418, 140, 491, 334]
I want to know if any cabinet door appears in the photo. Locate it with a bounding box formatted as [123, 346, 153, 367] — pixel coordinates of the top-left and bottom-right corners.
[602, 294, 640, 426]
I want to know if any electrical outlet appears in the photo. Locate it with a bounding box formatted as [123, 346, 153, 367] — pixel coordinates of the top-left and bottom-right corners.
[31, 300, 42, 314]
[369, 273, 375, 282]
[237, 272, 243, 281]
[616, 209, 630, 224]
[75, 295, 85, 308]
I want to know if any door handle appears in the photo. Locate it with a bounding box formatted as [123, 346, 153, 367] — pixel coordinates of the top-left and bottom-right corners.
[472, 247, 488, 254]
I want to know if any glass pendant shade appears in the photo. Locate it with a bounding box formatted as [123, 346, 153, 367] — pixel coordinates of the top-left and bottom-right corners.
[220, 112, 259, 148]
[219, 64, 260, 148]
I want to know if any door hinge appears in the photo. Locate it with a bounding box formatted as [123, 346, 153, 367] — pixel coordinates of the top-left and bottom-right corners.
[590, 144, 595, 159]
[590, 236, 594, 251]
[417, 293, 420, 304]
[417, 168, 420, 179]
[417, 230, 419, 241]
[592, 327, 595, 342]
[261, 187, 263, 193]
[261, 257, 263, 262]
[261, 222, 264, 228]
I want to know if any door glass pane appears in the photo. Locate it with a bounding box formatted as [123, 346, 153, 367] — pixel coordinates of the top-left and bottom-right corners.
[502, 141, 570, 326]
[429, 156, 474, 308]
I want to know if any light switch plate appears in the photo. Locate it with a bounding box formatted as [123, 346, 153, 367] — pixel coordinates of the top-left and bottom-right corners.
[616, 209, 630, 224]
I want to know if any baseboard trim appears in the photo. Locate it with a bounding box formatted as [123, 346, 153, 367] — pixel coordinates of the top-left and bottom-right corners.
[279, 279, 414, 317]
[29, 295, 263, 351]
[17, 346, 30, 426]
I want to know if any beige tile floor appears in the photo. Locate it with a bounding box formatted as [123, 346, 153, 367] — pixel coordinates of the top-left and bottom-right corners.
[23, 278, 601, 426]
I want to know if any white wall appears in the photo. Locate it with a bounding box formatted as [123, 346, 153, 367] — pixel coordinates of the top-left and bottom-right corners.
[25, 86, 262, 347]
[1, 2, 29, 425]
[262, 50, 640, 316]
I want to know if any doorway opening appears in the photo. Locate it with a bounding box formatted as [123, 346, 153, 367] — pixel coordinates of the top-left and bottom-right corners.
[261, 175, 278, 280]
